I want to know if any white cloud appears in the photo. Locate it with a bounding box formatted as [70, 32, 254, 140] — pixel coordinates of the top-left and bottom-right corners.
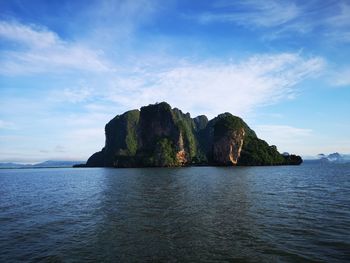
[63, 127, 105, 156]
[0, 21, 113, 75]
[61, 87, 92, 103]
[0, 109, 109, 162]
[0, 120, 16, 130]
[103, 53, 325, 118]
[254, 124, 312, 153]
[54, 145, 66, 153]
[331, 67, 350, 87]
[0, 51, 324, 162]
[256, 125, 312, 138]
[199, 0, 300, 27]
[192, 1, 350, 43]
[322, 2, 350, 43]
[0, 21, 58, 48]
[51, 85, 93, 104]
[326, 2, 350, 28]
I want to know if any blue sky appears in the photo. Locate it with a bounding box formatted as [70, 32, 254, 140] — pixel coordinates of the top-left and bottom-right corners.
[0, 0, 350, 162]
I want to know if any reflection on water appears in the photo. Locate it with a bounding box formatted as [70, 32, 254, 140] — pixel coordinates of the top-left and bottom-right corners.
[0, 164, 350, 262]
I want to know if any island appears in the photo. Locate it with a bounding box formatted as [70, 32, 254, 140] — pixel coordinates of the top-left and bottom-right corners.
[84, 102, 302, 167]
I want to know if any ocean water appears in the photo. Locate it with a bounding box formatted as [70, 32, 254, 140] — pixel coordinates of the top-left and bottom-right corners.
[0, 163, 349, 262]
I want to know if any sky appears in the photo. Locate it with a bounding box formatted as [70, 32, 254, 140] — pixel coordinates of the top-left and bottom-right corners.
[0, 0, 350, 163]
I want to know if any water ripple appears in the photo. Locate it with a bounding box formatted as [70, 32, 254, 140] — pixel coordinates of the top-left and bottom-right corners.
[0, 164, 349, 262]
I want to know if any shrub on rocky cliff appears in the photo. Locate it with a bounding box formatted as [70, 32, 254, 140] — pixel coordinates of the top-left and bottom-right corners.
[85, 102, 302, 167]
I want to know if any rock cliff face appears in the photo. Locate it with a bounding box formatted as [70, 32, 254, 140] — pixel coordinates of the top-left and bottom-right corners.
[86, 102, 302, 167]
[213, 128, 245, 165]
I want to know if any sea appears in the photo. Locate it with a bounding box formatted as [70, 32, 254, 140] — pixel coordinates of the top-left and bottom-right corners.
[0, 162, 349, 262]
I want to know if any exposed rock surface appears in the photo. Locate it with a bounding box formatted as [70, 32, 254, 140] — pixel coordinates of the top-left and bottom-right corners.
[213, 128, 245, 165]
[86, 102, 302, 167]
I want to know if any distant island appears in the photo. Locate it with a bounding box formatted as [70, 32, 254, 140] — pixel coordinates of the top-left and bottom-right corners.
[304, 152, 350, 164]
[84, 102, 302, 168]
[0, 160, 83, 169]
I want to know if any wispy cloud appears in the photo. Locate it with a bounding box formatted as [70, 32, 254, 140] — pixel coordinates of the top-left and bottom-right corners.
[102, 53, 325, 117]
[330, 67, 350, 87]
[0, 120, 16, 130]
[50, 85, 94, 104]
[54, 145, 66, 153]
[199, 0, 300, 27]
[191, 0, 350, 43]
[0, 106, 109, 162]
[1, 0, 345, 161]
[326, 2, 350, 28]
[254, 124, 312, 153]
[323, 2, 350, 43]
[0, 21, 113, 75]
[0, 50, 325, 162]
[256, 124, 312, 138]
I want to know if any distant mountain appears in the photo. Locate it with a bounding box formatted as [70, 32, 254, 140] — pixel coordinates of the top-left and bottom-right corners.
[0, 160, 83, 169]
[0, 162, 31, 168]
[85, 102, 302, 168]
[307, 153, 350, 164]
[32, 160, 83, 168]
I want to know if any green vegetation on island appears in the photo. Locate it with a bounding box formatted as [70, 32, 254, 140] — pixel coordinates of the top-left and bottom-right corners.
[85, 102, 302, 167]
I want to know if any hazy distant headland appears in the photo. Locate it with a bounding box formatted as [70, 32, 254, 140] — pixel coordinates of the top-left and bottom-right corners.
[0, 161, 83, 169]
[4, 152, 349, 169]
[304, 152, 350, 164]
[83, 102, 302, 168]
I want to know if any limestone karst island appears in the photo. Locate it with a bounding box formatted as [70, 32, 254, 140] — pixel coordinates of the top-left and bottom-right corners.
[84, 102, 302, 168]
